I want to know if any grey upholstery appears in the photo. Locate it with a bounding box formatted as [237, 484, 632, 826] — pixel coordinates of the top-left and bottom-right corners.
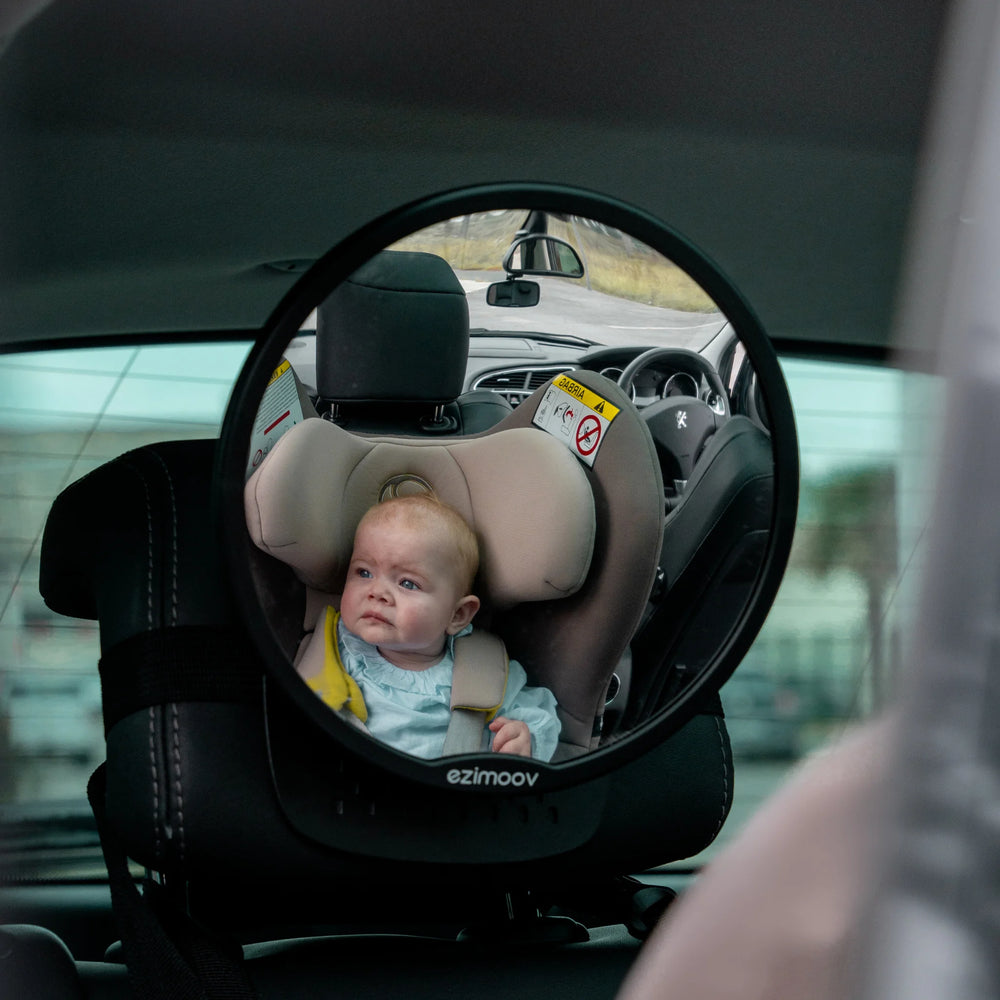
[42, 430, 724, 880]
[245, 423, 596, 606]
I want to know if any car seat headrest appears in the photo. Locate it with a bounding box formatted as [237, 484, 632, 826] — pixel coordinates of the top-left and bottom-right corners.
[244, 420, 596, 610]
[316, 250, 469, 405]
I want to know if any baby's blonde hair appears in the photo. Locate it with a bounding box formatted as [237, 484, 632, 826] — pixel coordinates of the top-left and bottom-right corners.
[357, 493, 480, 593]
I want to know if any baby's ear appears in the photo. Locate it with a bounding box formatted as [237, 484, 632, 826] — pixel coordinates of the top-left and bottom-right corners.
[447, 594, 480, 634]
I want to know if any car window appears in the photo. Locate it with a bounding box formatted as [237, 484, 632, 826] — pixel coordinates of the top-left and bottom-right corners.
[0, 342, 941, 872]
[0, 343, 251, 804]
[686, 356, 941, 865]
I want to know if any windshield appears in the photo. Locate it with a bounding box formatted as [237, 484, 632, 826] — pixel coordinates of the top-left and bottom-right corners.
[398, 211, 727, 350]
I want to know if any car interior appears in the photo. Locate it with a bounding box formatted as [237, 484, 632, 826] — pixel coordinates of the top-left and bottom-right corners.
[3, 1, 997, 998]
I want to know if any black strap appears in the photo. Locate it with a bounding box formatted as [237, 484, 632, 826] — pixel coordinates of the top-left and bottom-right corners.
[99, 627, 263, 735]
[87, 765, 260, 1000]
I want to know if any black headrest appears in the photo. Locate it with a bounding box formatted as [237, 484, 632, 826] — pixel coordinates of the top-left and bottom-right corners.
[315, 250, 469, 404]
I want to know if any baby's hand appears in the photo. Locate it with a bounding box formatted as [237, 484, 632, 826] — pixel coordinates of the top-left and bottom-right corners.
[489, 716, 532, 757]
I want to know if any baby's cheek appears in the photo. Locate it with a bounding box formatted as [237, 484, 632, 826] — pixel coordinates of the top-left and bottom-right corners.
[340, 588, 362, 625]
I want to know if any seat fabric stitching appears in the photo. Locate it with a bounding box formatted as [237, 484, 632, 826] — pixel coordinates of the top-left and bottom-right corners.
[711, 714, 730, 839]
[148, 449, 185, 866]
[171, 702, 186, 868]
[122, 458, 155, 629]
[148, 449, 180, 628]
[121, 456, 161, 864]
[148, 707, 162, 865]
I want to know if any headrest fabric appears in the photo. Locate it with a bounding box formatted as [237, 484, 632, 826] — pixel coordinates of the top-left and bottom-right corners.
[244, 419, 596, 609]
[316, 250, 469, 404]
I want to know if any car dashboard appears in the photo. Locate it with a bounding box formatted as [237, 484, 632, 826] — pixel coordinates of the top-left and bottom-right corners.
[464, 332, 752, 425]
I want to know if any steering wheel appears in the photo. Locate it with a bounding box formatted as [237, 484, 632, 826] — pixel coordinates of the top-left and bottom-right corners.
[617, 347, 730, 486]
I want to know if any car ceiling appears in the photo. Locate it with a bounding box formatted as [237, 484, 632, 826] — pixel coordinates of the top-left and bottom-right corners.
[0, 0, 950, 356]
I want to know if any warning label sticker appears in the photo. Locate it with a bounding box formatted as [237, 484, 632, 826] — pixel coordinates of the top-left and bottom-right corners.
[532, 375, 619, 467]
[246, 359, 306, 481]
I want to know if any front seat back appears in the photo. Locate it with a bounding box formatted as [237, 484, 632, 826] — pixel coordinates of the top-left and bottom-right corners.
[314, 249, 513, 435]
[35, 422, 733, 989]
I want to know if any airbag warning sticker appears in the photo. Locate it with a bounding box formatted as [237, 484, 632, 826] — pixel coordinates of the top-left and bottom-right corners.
[246, 359, 306, 481]
[532, 375, 619, 467]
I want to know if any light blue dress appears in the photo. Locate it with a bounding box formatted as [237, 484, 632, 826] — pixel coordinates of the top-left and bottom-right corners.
[337, 620, 562, 761]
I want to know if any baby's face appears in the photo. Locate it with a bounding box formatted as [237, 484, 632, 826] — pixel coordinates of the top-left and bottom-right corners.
[340, 514, 475, 668]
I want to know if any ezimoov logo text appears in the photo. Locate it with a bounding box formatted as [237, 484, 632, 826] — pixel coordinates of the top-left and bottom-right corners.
[446, 766, 539, 788]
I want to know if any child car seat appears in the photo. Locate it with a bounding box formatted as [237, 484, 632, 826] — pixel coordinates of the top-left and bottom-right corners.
[245, 368, 661, 757]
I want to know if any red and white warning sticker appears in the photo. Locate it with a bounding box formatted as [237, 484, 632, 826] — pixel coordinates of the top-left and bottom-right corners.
[246, 359, 306, 481]
[532, 375, 620, 467]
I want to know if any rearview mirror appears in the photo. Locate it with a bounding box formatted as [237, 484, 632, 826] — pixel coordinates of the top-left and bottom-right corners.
[485, 278, 540, 307]
[218, 184, 798, 801]
[501, 234, 585, 278]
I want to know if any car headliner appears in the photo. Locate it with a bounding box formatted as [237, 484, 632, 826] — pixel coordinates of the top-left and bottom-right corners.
[0, 1, 949, 357]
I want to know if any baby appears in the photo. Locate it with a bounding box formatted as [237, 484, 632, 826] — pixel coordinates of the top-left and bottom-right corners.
[306, 493, 561, 761]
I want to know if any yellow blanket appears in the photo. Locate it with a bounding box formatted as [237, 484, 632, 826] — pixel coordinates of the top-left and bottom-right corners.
[305, 607, 368, 722]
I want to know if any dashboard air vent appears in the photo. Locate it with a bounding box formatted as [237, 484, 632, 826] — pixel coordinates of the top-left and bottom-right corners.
[473, 366, 573, 407]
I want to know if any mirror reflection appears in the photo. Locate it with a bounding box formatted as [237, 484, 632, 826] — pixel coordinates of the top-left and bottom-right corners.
[244, 208, 777, 764]
[499, 233, 586, 278]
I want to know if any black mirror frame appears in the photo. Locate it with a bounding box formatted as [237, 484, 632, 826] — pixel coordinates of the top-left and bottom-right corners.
[501, 234, 586, 278]
[485, 278, 541, 307]
[216, 181, 799, 796]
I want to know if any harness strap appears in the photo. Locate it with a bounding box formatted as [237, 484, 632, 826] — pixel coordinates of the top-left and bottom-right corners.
[443, 630, 509, 756]
[442, 709, 488, 757]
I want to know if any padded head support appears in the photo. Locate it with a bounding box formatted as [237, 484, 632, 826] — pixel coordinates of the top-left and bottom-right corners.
[245, 422, 595, 610]
[316, 250, 469, 404]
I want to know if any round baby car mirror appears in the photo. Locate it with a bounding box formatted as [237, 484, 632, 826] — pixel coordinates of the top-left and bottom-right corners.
[218, 183, 798, 800]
